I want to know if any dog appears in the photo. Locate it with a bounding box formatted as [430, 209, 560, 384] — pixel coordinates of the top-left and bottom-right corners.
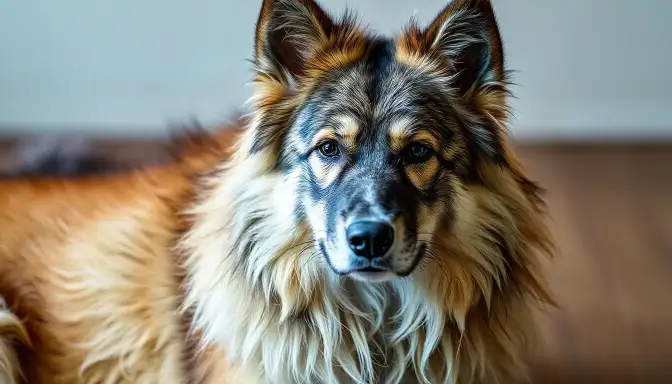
[0, 0, 554, 382]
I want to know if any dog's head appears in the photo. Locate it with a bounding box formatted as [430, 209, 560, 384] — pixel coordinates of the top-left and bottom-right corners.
[245, 0, 540, 284]
[186, 1, 552, 380]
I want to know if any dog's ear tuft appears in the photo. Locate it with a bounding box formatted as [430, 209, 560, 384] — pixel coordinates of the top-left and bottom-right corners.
[255, 0, 335, 81]
[424, 0, 505, 96]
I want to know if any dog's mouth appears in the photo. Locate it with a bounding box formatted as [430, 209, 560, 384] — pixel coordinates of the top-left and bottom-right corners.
[318, 240, 426, 282]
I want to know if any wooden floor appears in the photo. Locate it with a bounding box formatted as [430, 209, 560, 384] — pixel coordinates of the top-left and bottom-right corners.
[517, 144, 672, 383]
[1, 137, 671, 383]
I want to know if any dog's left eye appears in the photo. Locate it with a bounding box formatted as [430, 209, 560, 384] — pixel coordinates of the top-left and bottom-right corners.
[317, 140, 340, 158]
[403, 142, 434, 164]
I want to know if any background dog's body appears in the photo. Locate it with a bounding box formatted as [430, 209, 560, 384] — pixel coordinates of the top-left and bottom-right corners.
[0, 1, 553, 383]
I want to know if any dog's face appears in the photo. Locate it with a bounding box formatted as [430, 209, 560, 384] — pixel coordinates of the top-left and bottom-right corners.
[251, 0, 511, 282]
[291, 43, 468, 282]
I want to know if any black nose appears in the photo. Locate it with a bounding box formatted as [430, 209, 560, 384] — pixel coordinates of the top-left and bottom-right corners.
[346, 220, 395, 259]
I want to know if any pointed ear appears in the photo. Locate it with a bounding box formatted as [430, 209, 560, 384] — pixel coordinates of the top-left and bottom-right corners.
[399, 0, 508, 161]
[254, 0, 335, 81]
[423, 0, 505, 96]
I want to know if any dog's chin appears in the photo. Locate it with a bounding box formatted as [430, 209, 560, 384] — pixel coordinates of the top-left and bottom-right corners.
[349, 270, 397, 283]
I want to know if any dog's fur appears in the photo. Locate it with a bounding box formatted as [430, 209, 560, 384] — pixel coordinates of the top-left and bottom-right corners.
[0, 1, 554, 383]
[0, 136, 121, 177]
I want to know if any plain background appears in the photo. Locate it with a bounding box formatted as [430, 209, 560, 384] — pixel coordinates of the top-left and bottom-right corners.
[1, 0, 671, 139]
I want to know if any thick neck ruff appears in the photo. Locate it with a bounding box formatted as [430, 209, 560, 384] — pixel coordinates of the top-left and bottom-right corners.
[178, 133, 553, 384]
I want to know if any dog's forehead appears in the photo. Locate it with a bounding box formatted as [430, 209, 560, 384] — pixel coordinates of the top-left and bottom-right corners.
[297, 39, 427, 138]
[295, 38, 460, 149]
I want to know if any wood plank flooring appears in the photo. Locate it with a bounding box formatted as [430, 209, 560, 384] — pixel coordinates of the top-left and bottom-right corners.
[516, 144, 672, 383]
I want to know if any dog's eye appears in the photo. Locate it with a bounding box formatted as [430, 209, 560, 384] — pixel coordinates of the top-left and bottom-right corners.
[317, 140, 340, 158]
[404, 142, 434, 164]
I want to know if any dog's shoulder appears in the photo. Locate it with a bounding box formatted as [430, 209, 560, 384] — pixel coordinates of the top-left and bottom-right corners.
[0, 124, 243, 382]
[0, 165, 191, 381]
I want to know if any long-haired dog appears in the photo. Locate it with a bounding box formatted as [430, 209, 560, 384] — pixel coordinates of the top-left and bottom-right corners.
[0, 0, 554, 383]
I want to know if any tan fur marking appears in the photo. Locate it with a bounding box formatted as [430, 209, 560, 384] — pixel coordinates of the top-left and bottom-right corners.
[311, 129, 338, 148]
[395, 47, 441, 75]
[310, 45, 367, 75]
[438, 135, 471, 163]
[394, 24, 426, 67]
[413, 131, 440, 149]
[389, 119, 440, 153]
[405, 157, 440, 190]
[312, 115, 360, 151]
[388, 118, 413, 151]
[334, 115, 360, 149]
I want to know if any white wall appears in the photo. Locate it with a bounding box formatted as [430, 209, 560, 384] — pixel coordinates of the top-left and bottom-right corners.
[1, 0, 671, 139]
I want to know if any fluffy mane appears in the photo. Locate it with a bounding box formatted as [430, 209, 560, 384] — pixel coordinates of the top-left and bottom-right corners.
[178, 121, 553, 384]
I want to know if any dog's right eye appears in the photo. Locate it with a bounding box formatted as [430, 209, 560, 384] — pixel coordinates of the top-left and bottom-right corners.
[402, 142, 435, 164]
[317, 140, 340, 158]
